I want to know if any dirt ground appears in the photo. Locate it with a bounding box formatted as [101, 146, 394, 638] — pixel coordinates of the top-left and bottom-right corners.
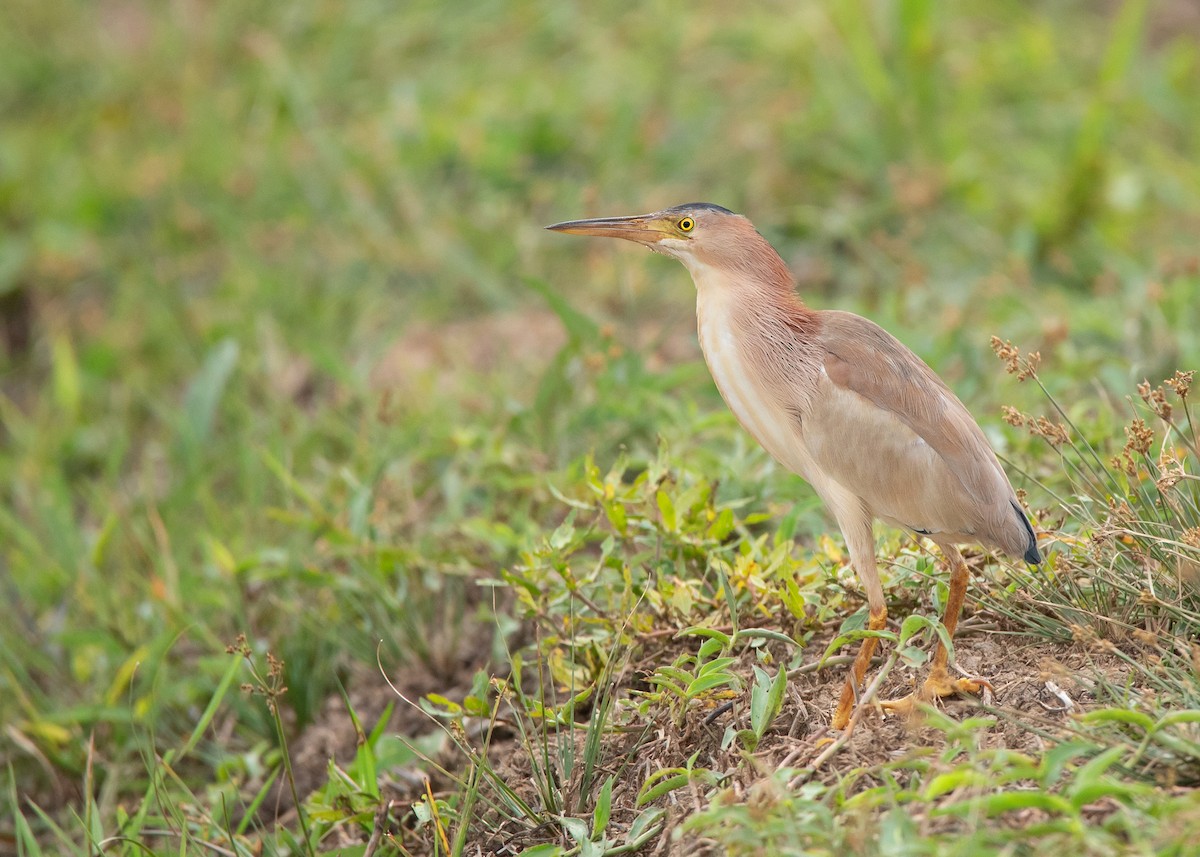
[267, 611, 1134, 854]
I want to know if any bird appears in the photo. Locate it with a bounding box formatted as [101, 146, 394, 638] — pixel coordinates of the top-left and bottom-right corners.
[546, 202, 1041, 730]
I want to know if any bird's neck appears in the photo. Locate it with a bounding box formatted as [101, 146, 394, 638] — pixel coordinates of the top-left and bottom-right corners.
[684, 253, 816, 335]
[679, 224, 809, 310]
[690, 253, 821, 477]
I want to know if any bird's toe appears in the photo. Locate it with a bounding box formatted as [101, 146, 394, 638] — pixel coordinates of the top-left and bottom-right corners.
[924, 669, 993, 700]
[877, 669, 993, 721]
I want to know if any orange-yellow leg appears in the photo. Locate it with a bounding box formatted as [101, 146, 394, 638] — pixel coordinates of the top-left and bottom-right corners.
[831, 605, 888, 730]
[881, 546, 992, 717]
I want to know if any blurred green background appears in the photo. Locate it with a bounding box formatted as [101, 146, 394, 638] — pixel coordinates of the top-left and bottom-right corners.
[2, 0, 1198, 842]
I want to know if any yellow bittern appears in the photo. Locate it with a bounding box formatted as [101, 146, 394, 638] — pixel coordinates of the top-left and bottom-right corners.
[547, 203, 1040, 730]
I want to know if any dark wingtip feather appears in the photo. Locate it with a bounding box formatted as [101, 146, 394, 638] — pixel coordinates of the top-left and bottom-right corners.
[1011, 500, 1042, 565]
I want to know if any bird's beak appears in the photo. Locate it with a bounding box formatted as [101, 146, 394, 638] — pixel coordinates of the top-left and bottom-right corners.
[545, 213, 673, 245]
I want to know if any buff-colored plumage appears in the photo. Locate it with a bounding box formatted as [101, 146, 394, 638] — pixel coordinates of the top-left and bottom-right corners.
[548, 203, 1039, 730]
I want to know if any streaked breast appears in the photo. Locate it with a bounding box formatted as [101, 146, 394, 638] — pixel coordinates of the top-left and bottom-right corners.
[695, 290, 816, 481]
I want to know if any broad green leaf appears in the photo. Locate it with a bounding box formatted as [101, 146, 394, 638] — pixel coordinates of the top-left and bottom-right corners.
[517, 846, 565, 857]
[557, 815, 589, 845]
[749, 667, 769, 732]
[637, 770, 690, 806]
[764, 664, 787, 728]
[707, 507, 735, 540]
[1080, 709, 1155, 730]
[1039, 742, 1095, 788]
[678, 627, 733, 648]
[686, 672, 739, 696]
[51, 335, 81, 422]
[696, 657, 737, 677]
[737, 728, 759, 751]
[592, 776, 614, 838]
[1069, 780, 1146, 809]
[1155, 711, 1200, 730]
[605, 500, 628, 534]
[656, 489, 677, 532]
[938, 790, 1075, 817]
[628, 807, 665, 840]
[924, 768, 986, 799]
[1065, 745, 1127, 805]
[735, 628, 801, 647]
[180, 337, 239, 456]
[819, 629, 896, 665]
[653, 666, 696, 685]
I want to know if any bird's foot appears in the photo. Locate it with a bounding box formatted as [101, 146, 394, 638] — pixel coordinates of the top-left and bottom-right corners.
[924, 668, 992, 700]
[878, 667, 993, 719]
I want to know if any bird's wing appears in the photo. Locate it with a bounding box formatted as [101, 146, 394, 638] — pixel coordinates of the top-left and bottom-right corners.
[802, 310, 1022, 552]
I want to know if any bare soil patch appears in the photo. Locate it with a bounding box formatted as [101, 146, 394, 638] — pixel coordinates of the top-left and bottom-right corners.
[270, 602, 1133, 854]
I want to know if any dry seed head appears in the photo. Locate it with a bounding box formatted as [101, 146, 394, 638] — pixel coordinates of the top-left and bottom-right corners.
[1107, 499, 1133, 520]
[1165, 370, 1194, 400]
[1158, 445, 1186, 467]
[1132, 629, 1159, 648]
[1156, 471, 1181, 492]
[1018, 350, 1041, 382]
[1155, 448, 1185, 492]
[1124, 418, 1154, 456]
[1069, 623, 1098, 644]
[990, 336, 1021, 375]
[989, 337, 1041, 381]
[1001, 405, 1026, 427]
[1039, 659, 1073, 682]
[1182, 527, 1200, 549]
[1138, 381, 1173, 420]
[1110, 451, 1138, 478]
[1030, 416, 1069, 447]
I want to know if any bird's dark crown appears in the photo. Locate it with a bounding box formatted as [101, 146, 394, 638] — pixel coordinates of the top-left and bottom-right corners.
[668, 202, 735, 215]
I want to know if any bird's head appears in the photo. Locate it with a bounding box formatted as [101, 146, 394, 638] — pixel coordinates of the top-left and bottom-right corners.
[547, 203, 790, 289]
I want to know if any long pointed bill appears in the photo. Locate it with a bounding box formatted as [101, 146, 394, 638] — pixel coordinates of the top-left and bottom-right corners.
[545, 213, 672, 245]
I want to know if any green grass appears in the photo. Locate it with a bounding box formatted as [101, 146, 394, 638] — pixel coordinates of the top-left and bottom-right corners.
[2, 0, 1199, 854]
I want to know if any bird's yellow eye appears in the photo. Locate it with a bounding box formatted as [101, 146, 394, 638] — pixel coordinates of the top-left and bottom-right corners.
[678, 217, 695, 233]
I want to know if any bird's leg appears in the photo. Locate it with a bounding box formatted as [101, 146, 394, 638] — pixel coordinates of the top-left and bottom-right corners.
[830, 604, 887, 731]
[830, 517, 887, 732]
[924, 545, 990, 696]
[881, 545, 992, 717]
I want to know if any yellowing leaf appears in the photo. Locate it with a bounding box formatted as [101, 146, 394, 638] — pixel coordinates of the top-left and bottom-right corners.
[207, 536, 238, 576]
[21, 720, 73, 746]
[818, 535, 844, 563]
[106, 645, 150, 707]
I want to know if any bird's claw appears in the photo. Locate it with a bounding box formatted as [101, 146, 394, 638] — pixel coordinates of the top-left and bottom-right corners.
[925, 671, 993, 699]
[878, 668, 993, 719]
